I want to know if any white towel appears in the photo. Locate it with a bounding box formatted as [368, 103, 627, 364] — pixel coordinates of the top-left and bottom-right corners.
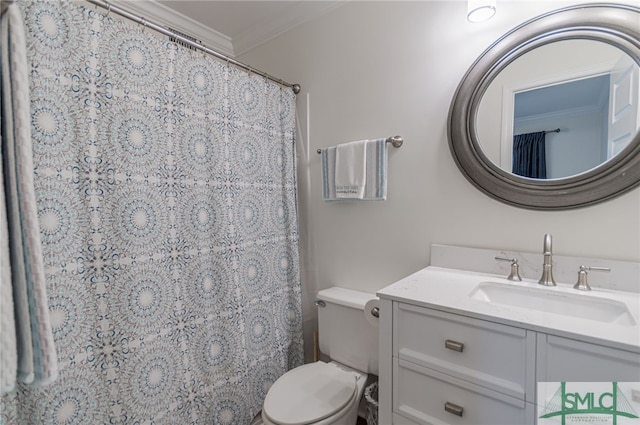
[322, 139, 388, 201]
[0, 101, 17, 394]
[1, 4, 58, 393]
[334, 140, 367, 198]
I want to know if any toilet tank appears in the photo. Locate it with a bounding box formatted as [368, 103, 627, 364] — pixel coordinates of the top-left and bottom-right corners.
[316, 287, 379, 375]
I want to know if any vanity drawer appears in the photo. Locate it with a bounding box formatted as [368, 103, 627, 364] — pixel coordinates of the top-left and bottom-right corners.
[394, 358, 533, 425]
[394, 303, 533, 400]
[537, 334, 640, 382]
[393, 413, 421, 425]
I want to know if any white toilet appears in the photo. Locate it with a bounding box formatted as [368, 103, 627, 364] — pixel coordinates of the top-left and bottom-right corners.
[259, 286, 379, 425]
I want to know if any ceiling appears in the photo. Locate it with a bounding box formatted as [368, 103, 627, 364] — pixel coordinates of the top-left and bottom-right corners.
[514, 74, 610, 119]
[113, 0, 346, 57]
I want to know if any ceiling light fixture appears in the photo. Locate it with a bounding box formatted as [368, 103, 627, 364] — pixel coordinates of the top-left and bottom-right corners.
[467, 0, 496, 23]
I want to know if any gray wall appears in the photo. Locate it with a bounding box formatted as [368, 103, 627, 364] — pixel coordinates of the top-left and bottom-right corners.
[239, 0, 640, 359]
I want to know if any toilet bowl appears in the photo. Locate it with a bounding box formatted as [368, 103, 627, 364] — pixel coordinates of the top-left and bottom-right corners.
[255, 287, 379, 425]
[260, 361, 367, 425]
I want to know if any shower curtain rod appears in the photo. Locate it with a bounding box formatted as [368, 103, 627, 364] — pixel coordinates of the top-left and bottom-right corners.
[85, 0, 301, 94]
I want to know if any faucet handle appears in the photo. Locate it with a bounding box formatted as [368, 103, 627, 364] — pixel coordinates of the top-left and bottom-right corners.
[574, 265, 610, 291]
[495, 256, 523, 281]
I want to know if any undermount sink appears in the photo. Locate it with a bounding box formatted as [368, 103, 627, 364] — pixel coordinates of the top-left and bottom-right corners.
[469, 281, 637, 326]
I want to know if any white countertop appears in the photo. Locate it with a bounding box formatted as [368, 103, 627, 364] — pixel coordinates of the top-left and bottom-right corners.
[377, 266, 640, 353]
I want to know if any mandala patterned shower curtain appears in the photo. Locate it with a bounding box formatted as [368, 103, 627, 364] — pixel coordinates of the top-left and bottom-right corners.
[1, 1, 303, 423]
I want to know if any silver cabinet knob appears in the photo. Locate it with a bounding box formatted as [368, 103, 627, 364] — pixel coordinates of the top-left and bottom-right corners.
[444, 401, 464, 417]
[445, 339, 464, 352]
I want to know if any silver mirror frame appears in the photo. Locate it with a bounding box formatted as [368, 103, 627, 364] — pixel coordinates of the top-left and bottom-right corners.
[448, 3, 640, 210]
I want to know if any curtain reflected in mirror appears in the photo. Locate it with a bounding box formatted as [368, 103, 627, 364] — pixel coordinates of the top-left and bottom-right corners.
[512, 131, 546, 178]
[476, 39, 639, 179]
[511, 73, 613, 179]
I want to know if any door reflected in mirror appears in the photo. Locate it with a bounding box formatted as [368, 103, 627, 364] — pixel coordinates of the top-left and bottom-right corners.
[477, 39, 640, 180]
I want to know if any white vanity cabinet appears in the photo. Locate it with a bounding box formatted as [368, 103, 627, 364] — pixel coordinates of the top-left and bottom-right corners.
[376, 251, 640, 425]
[378, 299, 640, 425]
[385, 301, 536, 425]
[537, 334, 640, 383]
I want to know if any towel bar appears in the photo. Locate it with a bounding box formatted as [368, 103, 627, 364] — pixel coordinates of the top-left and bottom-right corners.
[316, 136, 403, 154]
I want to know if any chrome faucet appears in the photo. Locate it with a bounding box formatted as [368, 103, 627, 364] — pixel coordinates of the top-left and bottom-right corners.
[538, 233, 557, 286]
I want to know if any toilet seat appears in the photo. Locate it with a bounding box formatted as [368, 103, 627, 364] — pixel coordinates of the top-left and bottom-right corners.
[262, 362, 357, 425]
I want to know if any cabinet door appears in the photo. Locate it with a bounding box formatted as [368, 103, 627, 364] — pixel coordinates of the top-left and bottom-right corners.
[537, 334, 640, 382]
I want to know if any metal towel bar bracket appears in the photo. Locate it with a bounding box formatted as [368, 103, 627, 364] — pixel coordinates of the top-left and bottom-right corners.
[316, 135, 403, 154]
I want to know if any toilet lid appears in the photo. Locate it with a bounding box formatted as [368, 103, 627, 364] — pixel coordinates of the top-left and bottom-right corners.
[263, 362, 357, 425]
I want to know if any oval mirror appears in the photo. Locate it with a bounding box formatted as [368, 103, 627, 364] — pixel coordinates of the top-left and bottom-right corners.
[448, 4, 640, 210]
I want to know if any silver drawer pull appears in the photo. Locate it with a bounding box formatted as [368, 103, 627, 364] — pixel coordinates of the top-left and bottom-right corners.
[445, 339, 464, 352]
[445, 402, 464, 417]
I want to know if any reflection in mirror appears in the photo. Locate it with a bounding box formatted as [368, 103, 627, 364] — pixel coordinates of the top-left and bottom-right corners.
[514, 76, 608, 179]
[477, 39, 640, 180]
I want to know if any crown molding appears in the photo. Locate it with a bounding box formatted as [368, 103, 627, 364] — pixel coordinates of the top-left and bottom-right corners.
[233, 1, 345, 57]
[109, 0, 235, 57]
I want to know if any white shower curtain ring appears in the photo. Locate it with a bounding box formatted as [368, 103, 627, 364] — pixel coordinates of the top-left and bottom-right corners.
[106, 4, 111, 17]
